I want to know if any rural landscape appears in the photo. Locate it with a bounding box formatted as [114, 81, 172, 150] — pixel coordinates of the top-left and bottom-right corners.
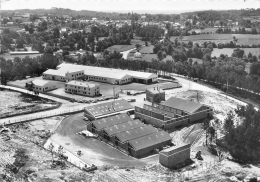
[1, 0, 260, 181]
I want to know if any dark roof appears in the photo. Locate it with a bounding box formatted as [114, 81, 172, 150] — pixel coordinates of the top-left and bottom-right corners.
[92, 113, 132, 130]
[143, 104, 175, 118]
[146, 87, 165, 94]
[85, 99, 134, 118]
[115, 125, 158, 143]
[103, 120, 143, 136]
[161, 97, 203, 114]
[128, 131, 172, 151]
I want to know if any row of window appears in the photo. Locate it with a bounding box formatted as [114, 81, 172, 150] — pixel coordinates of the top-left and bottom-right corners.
[71, 72, 83, 77]
[65, 88, 99, 95]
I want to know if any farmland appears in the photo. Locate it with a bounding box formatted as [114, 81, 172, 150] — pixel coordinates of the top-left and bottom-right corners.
[106, 45, 135, 52]
[211, 48, 260, 58]
[170, 34, 260, 45]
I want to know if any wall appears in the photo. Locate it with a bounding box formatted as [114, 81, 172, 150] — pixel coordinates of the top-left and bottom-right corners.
[190, 108, 212, 122]
[65, 70, 84, 81]
[43, 74, 66, 82]
[65, 83, 99, 97]
[159, 145, 191, 169]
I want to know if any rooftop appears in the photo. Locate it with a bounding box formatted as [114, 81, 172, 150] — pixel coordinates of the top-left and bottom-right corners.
[43, 69, 66, 77]
[91, 113, 132, 130]
[84, 99, 134, 118]
[103, 120, 143, 136]
[66, 81, 99, 88]
[115, 125, 158, 143]
[57, 63, 157, 80]
[32, 79, 51, 87]
[147, 87, 165, 94]
[161, 97, 203, 114]
[143, 104, 175, 118]
[128, 131, 172, 151]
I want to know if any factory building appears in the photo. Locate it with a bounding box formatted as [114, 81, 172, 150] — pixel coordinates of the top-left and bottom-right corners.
[86, 113, 172, 158]
[84, 99, 134, 121]
[135, 97, 213, 130]
[146, 87, 165, 103]
[65, 81, 100, 97]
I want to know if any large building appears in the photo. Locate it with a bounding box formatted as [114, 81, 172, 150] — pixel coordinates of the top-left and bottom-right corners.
[55, 63, 158, 85]
[135, 97, 213, 130]
[159, 143, 191, 169]
[84, 99, 134, 120]
[43, 69, 84, 82]
[65, 81, 100, 97]
[87, 113, 172, 158]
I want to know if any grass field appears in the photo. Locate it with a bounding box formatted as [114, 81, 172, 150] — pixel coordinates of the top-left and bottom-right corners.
[106, 45, 135, 52]
[139, 46, 154, 54]
[212, 48, 260, 58]
[188, 28, 219, 34]
[0, 26, 23, 32]
[170, 34, 260, 45]
[130, 39, 145, 45]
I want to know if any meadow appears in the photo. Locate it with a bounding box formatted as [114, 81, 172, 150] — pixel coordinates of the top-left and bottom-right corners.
[170, 34, 260, 45]
[211, 48, 260, 57]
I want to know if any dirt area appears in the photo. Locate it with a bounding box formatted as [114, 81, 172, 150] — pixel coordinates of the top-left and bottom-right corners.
[0, 134, 93, 182]
[0, 89, 59, 118]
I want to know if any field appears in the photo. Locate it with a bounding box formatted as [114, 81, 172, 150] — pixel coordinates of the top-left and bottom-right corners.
[212, 48, 260, 58]
[0, 26, 23, 32]
[170, 34, 260, 45]
[106, 45, 136, 52]
[188, 28, 219, 34]
[130, 39, 145, 46]
[0, 89, 59, 118]
[139, 46, 154, 54]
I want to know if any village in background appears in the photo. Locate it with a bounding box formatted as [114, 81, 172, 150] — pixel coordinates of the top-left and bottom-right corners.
[1, 3, 260, 182]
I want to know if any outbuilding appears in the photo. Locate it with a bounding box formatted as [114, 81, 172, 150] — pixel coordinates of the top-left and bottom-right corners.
[159, 143, 191, 169]
[26, 79, 57, 92]
[146, 87, 165, 103]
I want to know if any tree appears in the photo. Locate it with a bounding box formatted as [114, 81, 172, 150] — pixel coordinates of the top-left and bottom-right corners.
[202, 118, 210, 146]
[135, 44, 142, 50]
[157, 50, 163, 61]
[48, 143, 55, 163]
[57, 145, 65, 164]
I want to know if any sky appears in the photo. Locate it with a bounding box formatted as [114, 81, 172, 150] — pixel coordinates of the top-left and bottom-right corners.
[1, 0, 260, 13]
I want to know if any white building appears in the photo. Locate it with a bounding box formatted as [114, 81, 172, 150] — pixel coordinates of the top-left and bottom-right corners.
[57, 63, 158, 84]
[42, 69, 84, 82]
[31, 79, 57, 92]
[65, 81, 100, 97]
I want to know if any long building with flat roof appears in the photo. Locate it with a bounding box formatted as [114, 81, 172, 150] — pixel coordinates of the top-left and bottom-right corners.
[55, 63, 158, 84]
[86, 113, 172, 158]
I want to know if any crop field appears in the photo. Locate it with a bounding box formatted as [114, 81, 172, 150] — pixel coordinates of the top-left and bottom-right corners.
[211, 48, 260, 58]
[170, 34, 260, 45]
[141, 54, 158, 61]
[106, 45, 135, 52]
[0, 89, 58, 118]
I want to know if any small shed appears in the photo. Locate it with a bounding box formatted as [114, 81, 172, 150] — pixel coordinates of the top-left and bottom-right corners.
[159, 143, 191, 169]
[146, 87, 165, 103]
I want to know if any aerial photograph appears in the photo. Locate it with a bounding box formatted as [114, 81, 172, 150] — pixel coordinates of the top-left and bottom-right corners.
[0, 0, 260, 181]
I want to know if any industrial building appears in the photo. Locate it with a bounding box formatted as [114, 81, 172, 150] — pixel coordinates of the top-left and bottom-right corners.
[146, 87, 165, 103]
[54, 63, 158, 85]
[84, 99, 134, 120]
[87, 113, 172, 158]
[65, 81, 100, 97]
[135, 97, 213, 130]
[159, 143, 191, 169]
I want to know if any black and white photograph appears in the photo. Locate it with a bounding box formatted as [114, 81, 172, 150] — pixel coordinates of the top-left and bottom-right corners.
[0, 0, 260, 181]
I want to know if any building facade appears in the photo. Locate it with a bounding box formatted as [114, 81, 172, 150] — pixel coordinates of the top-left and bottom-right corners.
[159, 144, 191, 169]
[146, 87, 165, 103]
[65, 81, 100, 97]
[26, 79, 57, 92]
